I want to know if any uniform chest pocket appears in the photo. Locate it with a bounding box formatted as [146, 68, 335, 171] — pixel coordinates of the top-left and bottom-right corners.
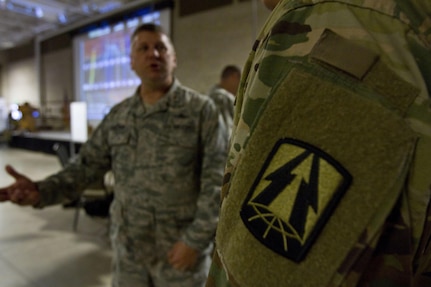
[158, 116, 198, 147]
[108, 128, 135, 165]
[157, 117, 198, 165]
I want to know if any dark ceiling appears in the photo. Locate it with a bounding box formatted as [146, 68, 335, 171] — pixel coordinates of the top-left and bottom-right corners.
[0, 0, 149, 50]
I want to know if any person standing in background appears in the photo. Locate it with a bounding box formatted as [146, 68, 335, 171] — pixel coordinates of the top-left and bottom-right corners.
[0, 23, 228, 287]
[208, 65, 241, 135]
[206, 0, 431, 286]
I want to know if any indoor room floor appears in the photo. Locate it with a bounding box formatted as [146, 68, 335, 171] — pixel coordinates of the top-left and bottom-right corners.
[0, 144, 112, 287]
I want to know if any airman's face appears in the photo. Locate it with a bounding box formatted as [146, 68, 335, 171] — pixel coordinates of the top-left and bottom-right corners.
[130, 31, 177, 85]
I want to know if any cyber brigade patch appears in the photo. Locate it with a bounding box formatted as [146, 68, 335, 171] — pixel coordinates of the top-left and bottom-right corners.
[240, 138, 352, 262]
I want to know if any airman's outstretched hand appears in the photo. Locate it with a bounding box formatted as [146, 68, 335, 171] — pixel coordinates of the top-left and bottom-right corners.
[0, 165, 40, 206]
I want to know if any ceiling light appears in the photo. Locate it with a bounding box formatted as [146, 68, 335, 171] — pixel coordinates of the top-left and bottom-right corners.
[34, 6, 43, 18]
[58, 12, 67, 23]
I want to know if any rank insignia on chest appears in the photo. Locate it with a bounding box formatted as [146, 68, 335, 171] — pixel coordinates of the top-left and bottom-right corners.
[240, 138, 352, 262]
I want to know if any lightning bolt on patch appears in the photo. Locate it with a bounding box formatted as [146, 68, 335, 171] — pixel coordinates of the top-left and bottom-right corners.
[240, 138, 352, 262]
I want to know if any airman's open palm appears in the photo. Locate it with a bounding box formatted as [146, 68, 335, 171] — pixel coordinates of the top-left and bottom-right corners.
[0, 165, 40, 206]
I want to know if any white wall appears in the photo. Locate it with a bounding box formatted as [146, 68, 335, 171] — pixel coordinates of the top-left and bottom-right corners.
[174, 1, 270, 93]
[41, 48, 73, 121]
[2, 58, 39, 107]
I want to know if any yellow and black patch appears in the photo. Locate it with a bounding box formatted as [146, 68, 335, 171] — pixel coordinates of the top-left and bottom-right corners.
[240, 138, 352, 262]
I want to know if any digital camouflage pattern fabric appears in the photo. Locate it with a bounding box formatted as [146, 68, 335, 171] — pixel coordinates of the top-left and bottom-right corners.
[36, 79, 228, 287]
[206, 0, 431, 286]
[208, 86, 235, 136]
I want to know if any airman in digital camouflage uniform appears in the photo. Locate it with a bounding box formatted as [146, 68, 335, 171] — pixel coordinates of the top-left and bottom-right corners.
[0, 23, 228, 287]
[206, 0, 431, 286]
[208, 65, 241, 135]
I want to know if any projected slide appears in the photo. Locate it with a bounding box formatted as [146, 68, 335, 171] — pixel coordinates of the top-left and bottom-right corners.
[74, 7, 171, 125]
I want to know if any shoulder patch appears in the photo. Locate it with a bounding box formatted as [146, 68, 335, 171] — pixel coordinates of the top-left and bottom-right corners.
[240, 138, 352, 262]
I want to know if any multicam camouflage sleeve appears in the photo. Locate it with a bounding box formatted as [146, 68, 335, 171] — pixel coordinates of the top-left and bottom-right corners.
[207, 1, 431, 286]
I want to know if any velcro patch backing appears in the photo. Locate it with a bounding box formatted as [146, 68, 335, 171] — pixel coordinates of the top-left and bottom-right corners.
[310, 29, 379, 79]
[311, 29, 418, 116]
[216, 67, 416, 287]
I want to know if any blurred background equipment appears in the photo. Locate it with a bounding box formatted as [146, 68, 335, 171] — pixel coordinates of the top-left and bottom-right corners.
[9, 102, 40, 132]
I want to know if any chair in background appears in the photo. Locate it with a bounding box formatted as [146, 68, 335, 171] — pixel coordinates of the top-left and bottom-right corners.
[52, 142, 113, 231]
[52, 143, 70, 167]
